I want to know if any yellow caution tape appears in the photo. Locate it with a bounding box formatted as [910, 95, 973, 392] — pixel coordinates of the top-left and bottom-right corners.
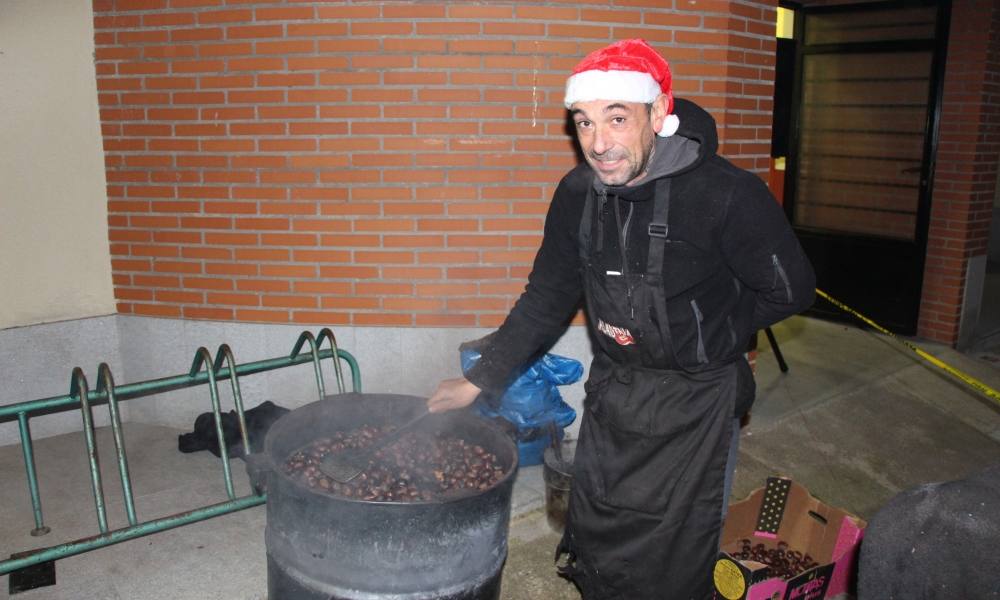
[815, 289, 1000, 407]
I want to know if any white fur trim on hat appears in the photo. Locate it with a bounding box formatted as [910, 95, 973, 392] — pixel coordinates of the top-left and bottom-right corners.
[565, 69, 680, 137]
[564, 70, 662, 109]
[660, 113, 680, 137]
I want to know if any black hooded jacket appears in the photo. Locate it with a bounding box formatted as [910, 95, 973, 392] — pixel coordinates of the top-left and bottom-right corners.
[465, 98, 815, 399]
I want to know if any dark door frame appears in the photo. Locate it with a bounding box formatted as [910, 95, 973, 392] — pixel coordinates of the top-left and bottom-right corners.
[779, 0, 952, 334]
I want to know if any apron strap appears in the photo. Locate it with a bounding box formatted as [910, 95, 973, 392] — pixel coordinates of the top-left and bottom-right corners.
[645, 177, 684, 369]
[596, 187, 606, 255]
[645, 178, 671, 286]
[578, 183, 608, 260]
[578, 186, 594, 261]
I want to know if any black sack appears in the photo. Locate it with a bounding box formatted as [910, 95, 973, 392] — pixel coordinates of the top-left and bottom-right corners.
[178, 400, 289, 459]
[858, 462, 1000, 599]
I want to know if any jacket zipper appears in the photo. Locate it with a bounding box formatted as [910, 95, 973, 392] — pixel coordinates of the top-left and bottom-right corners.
[612, 196, 635, 320]
[621, 201, 634, 252]
[690, 300, 708, 364]
[596, 188, 607, 254]
[622, 202, 635, 319]
[772, 254, 793, 302]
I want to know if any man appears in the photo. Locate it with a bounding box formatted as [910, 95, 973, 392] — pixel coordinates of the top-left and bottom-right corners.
[428, 39, 815, 599]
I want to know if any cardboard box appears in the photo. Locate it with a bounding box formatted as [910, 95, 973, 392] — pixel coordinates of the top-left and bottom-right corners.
[713, 477, 866, 600]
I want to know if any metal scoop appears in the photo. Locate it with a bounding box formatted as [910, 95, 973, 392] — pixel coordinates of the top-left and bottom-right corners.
[319, 406, 431, 483]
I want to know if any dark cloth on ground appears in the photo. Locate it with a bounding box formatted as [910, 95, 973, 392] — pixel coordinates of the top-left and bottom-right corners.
[177, 400, 289, 459]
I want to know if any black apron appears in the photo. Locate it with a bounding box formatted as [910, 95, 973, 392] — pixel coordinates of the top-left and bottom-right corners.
[556, 179, 751, 600]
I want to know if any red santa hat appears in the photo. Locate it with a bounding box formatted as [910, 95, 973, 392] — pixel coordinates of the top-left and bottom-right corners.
[564, 39, 680, 137]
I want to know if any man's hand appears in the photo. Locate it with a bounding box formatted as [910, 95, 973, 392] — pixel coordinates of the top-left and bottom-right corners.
[427, 377, 482, 413]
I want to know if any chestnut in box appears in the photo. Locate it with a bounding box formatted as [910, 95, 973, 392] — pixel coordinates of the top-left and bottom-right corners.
[713, 477, 866, 600]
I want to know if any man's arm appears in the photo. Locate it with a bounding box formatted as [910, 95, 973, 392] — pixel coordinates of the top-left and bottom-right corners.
[428, 176, 586, 411]
[720, 174, 816, 331]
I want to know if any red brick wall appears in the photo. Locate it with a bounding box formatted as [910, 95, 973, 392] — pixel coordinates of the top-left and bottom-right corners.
[920, 0, 1000, 343]
[95, 0, 778, 327]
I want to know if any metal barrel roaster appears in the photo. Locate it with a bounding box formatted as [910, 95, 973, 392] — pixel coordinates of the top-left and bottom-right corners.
[246, 392, 518, 600]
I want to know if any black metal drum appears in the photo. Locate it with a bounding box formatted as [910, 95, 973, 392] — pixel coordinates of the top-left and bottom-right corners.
[246, 393, 518, 600]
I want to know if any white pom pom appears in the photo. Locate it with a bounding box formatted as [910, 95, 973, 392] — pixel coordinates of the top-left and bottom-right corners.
[658, 114, 680, 137]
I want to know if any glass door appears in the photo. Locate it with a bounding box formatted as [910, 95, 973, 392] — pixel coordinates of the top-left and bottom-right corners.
[784, 2, 948, 334]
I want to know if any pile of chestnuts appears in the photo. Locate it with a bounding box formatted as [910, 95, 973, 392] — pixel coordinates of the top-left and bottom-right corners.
[732, 539, 820, 580]
[283, 424, 505, 502]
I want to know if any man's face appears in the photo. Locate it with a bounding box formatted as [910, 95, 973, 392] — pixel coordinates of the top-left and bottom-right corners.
[571, 98, 660, 186]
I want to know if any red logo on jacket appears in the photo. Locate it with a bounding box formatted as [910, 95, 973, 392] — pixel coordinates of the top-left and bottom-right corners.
[597, 319, 635, 346]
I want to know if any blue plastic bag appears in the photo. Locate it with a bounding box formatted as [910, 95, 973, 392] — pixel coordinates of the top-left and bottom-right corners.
[461, 349, 581, 466]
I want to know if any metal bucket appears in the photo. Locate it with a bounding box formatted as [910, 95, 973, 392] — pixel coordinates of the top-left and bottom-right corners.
[542, 438, 576, 534]
[246, 392, 518, 600]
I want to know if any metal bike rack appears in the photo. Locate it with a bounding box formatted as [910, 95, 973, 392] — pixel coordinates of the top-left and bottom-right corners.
[0, 327, 360, 581]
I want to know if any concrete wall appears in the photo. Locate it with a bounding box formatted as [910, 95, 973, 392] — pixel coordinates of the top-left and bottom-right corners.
[0, 317, 123, 446]
[116, 317, 593, 440]
[0, 0, 115, 330]
[1, 315, 592, 447]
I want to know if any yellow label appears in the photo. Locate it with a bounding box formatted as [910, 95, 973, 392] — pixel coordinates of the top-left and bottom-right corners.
[776, 7, 795, 39]
[713, 558, 746, 600]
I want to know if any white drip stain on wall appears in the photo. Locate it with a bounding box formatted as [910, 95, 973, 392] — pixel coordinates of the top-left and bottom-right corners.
[531, 41, 540, 128]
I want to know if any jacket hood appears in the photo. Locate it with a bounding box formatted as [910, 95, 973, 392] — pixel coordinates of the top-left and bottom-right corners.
[593, 97, 719, 196]
[671, 97, 719, 158]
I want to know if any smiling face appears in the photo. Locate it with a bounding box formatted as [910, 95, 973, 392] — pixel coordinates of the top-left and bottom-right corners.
[571, 97, 665, 186]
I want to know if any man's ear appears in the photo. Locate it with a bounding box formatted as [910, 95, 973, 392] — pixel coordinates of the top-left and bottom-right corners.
[650, 93, 669, 133]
